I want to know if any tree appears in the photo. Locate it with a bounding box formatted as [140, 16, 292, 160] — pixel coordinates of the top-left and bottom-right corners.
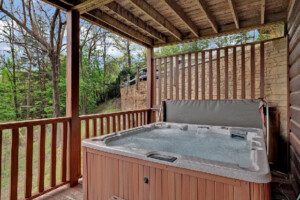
[0, 0, 66, 117]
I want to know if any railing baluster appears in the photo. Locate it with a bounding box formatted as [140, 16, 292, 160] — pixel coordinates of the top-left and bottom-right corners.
[61, 122, 68, 182]
[139, 112, 142, 126]
[38, 124, 46, 192]
[164, 57, 168, 100]
[127, 114, 130, 129]
[100, 117, 104, 135]
[51, 123, 57, 187]
[209, 50, 213, 100]
[251, 44, 255, 98]
[10, 128, 19, 200]
[158, 58, 162, 104]
[225, 48, 229, 99]
[117, 114, 121, 131]
[85, 119, 89, 139]
[93, 118, 97, 137]
[181, 54, 185, 99]
[217, 50, 220, 100]
[25, 126, 33, 198]
[169, 56, 173, 99]
[201, 51, 205, 100]
[112, 115, 116, 132]
[122, 114, 126, 130]
[106, 116, 110, 134]
[241, 45, 246, 99]
[233, 47, 237, 99]
[260, 42, 265, 98]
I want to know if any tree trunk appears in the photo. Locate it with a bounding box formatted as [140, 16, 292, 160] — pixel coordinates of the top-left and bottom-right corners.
[26, 61, 32, 119]
[127, 40, 131, 69]
[49, 53, 61, 117]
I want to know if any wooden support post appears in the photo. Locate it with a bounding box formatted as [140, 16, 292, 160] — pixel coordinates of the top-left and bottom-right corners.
[147, 47, 154, 123]
[66, 10, 80, 187]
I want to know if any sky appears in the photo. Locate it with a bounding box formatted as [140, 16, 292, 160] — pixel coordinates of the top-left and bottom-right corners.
[0, 0, 145, 62]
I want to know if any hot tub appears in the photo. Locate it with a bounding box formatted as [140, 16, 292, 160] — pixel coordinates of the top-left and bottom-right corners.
[82, 100, 271, 200]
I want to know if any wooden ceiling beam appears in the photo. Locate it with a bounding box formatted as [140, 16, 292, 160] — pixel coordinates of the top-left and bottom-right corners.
[153, 12, 285, 47]
[81, 13, 150, 47]
[128, 0, 182, 40]
[227, 0, 239, 29]
[105, 2, 167, 43]
[261, 0, 266, 24]
[72, 0, 113, 14]
[162, 0, 199, 37]
[287, 0, 296, 20]
[195, 0, 218, 33]
[88, 9, 153, 46]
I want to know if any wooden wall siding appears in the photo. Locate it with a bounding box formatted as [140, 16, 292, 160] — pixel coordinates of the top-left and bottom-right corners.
[83, 148, 271, 200]
[0, 117, 70, 200]
[288, 0, 300, 193]
[153, 42, 267, 104]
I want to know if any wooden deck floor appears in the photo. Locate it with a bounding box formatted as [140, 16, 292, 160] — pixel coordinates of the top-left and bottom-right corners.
[37, 173, 296, 200]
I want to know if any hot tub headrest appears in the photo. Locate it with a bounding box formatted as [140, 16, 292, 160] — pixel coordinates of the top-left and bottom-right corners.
[163, 100, 263, 128]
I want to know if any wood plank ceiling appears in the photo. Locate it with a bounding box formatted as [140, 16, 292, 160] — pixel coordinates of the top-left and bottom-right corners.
[43, 0, 290, 47]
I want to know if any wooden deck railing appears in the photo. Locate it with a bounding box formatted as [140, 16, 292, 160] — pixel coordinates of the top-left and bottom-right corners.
[0, 117, 71, 200]
[79, 109, 150, 139]
[0, 109, 150, 200]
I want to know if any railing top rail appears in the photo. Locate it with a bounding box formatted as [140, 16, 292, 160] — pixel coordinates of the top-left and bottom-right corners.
[0, 117, 71, 130]
[153, 36, 285, 59]
[79, 108, 150, 120]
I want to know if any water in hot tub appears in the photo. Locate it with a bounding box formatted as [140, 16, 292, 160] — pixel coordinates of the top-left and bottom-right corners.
[107, 127, 253, 168]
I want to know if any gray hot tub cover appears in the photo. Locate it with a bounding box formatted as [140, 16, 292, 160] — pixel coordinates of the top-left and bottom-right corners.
[163, 99, 263, 129]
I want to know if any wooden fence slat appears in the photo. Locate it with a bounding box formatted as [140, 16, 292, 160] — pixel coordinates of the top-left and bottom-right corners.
[217, 49, 220, 99]
[164, 57, 168, 100]
[38, 124, 46, 192]
[241, 45, 246, 98]
[10, 128, 19, 200]
[233, 47, 237, 99]
[251, 44, 255, 98]
[169, 56, 173, 99]
[61, 121, 67, 182]
[85, 119, 89, 139]
[158, 58, 162, 104]
[181, 54, 185, 99]
[225, 48, 229, 99]
[201, 51, 205, 100]
[24, 126, 33, 198]
[93, 118, 97, 137]
[195, 52, 199, 100]
[51, 123, 57, 187]
[209, 50, 213, 99]
[260, 42, 265, 98]
[153, 59, 156, 106]
[175, 56, 179, 100]
[188, 53, 192, 100]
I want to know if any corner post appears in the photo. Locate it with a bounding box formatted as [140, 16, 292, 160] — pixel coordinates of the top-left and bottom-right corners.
[146, 47, 155, 123]
[66, 10, 80, 187]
